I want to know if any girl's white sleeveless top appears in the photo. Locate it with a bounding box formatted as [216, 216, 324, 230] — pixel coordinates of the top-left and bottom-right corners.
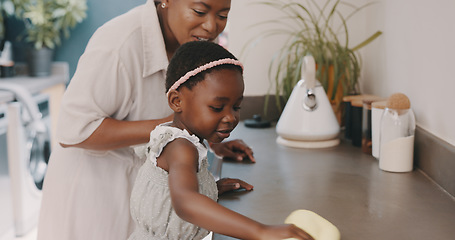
[129, 124, 218, 240]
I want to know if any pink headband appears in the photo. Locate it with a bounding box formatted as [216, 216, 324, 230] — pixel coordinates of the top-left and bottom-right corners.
[166, 58, 244, 96]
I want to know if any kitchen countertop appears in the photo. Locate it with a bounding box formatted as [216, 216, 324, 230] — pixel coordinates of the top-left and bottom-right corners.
[0, 62, 69, 103]
[213, 123, 455, 240]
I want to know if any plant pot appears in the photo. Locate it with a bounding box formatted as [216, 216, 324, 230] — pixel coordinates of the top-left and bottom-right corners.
[317, 64, 345, 126]
[26, 46, 54, 77]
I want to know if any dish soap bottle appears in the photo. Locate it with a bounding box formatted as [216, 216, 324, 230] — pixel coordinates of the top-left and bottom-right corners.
[379, 93, 416, 172]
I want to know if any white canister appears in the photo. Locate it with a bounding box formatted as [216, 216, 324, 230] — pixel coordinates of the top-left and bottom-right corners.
[371, 101, 387, 159]
[379, 93, 416, 172]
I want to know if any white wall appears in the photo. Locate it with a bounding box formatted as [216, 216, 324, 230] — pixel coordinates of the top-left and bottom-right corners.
[228, 1, 287, 96]
[228, 0, 455, 146]
[361, 0, 455, 147]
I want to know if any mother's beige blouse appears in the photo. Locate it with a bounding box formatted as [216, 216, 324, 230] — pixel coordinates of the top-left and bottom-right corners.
[37, 1, 173, 239]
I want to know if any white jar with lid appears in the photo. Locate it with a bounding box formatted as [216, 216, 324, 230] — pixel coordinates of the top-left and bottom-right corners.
[379, 93, 416, 172]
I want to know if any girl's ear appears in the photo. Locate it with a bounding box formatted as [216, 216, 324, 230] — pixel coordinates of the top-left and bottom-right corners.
[168, 90, 182, 113]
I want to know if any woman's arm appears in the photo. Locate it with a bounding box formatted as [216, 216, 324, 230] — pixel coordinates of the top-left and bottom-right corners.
[61, 114, 173, 150]
[163, 139, 313, 240]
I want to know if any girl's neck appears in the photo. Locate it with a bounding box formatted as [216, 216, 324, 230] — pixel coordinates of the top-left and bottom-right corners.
[170, 120, 204, 144]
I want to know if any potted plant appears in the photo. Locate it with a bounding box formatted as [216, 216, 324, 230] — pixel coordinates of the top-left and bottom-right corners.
[0, 1, 17, 77]
[12, 0, 87, 76]
[0, 0, 15, 41]
[252, 0, 382, 122]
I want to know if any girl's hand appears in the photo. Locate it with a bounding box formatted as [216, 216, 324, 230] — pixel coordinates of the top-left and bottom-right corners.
[210, 139, 256, 162]
[259, 224, 315, 240]
[216, 178, 253, 195]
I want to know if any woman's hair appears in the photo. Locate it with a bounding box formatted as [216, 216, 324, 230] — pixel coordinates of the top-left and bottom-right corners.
[165, 41, 243, 93]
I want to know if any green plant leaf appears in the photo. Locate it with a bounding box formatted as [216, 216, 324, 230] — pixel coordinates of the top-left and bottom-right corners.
[13, 0, 88, 49]
[351, 31, 383, 51]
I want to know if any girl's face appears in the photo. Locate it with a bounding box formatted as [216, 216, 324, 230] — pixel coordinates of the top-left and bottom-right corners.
[162, 0, 231, 46]
[175, 68, 244, 143]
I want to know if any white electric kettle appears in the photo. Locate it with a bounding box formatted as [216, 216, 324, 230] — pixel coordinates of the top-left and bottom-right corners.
[276, 55, 340, 148]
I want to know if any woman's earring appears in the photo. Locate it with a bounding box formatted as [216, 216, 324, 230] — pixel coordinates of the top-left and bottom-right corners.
[161, 2, 166, 8]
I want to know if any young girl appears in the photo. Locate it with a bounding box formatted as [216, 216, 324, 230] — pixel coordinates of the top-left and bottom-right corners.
[129, 41, 314, 240]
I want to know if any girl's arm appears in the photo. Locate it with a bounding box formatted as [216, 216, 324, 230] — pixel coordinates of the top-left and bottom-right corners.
[161, 139, 313, 240]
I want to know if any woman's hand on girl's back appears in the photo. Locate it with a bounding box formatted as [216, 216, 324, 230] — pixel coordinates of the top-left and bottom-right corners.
[259, 224, 315, 240]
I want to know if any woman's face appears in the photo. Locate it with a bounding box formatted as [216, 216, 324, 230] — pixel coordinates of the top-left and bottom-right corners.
[162, 0, 231, 45]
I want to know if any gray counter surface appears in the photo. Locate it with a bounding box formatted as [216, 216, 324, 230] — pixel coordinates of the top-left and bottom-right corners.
[214, 123, 455, 240]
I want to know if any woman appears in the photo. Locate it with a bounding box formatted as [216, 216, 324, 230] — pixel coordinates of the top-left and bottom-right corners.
[37, 1, 254, 239]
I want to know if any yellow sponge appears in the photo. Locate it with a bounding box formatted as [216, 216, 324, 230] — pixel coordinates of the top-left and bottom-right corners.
[284, 210, 340, 240]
